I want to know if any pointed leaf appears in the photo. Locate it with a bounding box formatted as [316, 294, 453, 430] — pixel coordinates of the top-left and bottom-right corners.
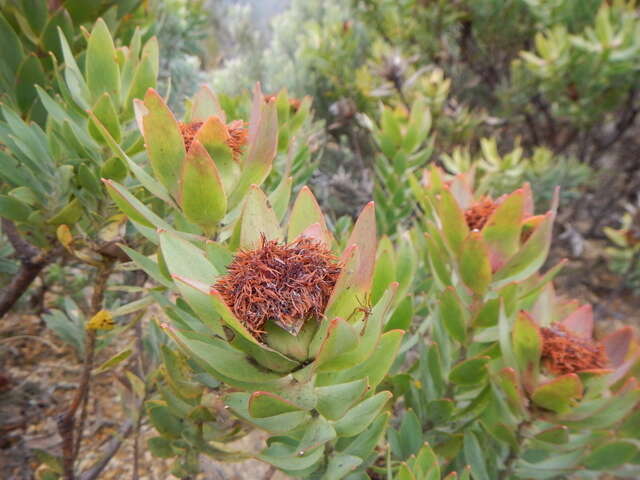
[86, 19, 120, 99]
[316, 379, 368, 421]
[531, 374, 582, 414]
[288, 186, 332, 247]
[333, 391, 391, 437]
[482, 189, 524, 270]
[143, 88, 185, 195]
[239, 185, 282, 249]
[194, 116, 239, 194]
[180, 140, 227, 232]
[248, 391, 304, 418]
[459, 231, 492, 295]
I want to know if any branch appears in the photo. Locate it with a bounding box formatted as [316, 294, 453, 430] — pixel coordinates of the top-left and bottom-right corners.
[78, 420, 134, 480]
[0, 219, 62, 319]
[58, 260, 115, 480]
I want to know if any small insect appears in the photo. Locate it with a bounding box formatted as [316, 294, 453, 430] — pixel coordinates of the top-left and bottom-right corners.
[346, 293, 373, 322]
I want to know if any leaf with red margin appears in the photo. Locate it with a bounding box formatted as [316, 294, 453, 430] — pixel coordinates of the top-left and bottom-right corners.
[460, 231, 492, 295]
[482, 189, 524, 271]
[560, 305, 594, 339]
[531, 374, 582, 414]
[602, 326, 634, 367]
[497, 367, 526, 416]
[493, 211, 554, 287]
[512, 311, 542, 391]
[179, 140, 227, 232]
[287, 186, 332, 247]
[190, 84, 226, 123]
[228, 83, 278, 207]
[194, 116, 239, 194]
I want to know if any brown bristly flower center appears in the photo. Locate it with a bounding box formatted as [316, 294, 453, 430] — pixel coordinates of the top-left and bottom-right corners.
[464, 197, 497, 230]
[179, 119, 248, 161]
[180, 121, 203, 152]
[214, 236, 341, 338]
[540, 325, 607, 375]
[226, 119, 249, 161]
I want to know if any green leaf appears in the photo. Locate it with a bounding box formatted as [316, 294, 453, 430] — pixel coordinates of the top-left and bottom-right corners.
[258, 443, 324, 472]
[533, 426, 568, 445]
[584, 441, 638, 471]
[287, 186, 331, 246]
[226, 392, 309, 433]
[103, 179, 169, 229]
[16, 54, 45, 112]
[269, 176, 293, 222]
[228, 85, 278, 208]
[190, 84, 225, 122]
[497, 368, 526, 417]
[89, 93, 121, 143]
[58, 26, 90, 108]
[316, 379, 368, 421]
[142, 88, 186, 195]
[86, 18, 120, 99]
[331, 330, 404, 389]
[482, 189, 524, 270]
[239, 185, 283, 249]
[324, 454, 362, 480]
[531, 374, 583, 414]
[125, 49, 157, 114]
[449, 356, 489, 385]
[493, 212, 554, 287]
[512, 311, 541, 389]
[438, 188, 469, 257]
[194, 116, 239, 195]
[459, 232, 492, 295]
[342, 412, 390, 460]
[47, 198, 82, 225]
[147, 437, 175, 458]
[248, 391, 304, 418]
[0, 12, 23, 75]
[0, 195, 31, 221]
[94, 348, 132, 374]
[147, 404, 182, 438]
[314, 317, 359, 372]
[296, 416, 336, 454]
[180, 140, 227, 232]
[439, 287, 467, 343]
[463, 432, 489, 480]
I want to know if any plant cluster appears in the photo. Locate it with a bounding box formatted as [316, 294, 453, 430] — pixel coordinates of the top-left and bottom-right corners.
[1, 3, 640, 480]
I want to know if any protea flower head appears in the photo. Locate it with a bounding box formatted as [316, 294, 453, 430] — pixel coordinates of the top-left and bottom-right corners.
[179, 119, 248, 161]
[214, 235, 341, 337]
[540, 324, 607, 375]
[464, 196, 497, 230]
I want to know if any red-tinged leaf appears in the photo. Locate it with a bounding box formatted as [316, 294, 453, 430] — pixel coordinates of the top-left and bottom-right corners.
[239, 185, 282, 249]
[142, 88, 185, 195]
[522, 182, 534, 217]
[324, 244, 360, 321]
[459, 231, 492, 295]
[180, 140, 226, 232]
[437, 188, 468, 257]
[449, 174, 474, 209]
[512, 311, 542, 391]
[248, 391, 304, 418]
[493, 211, 554, 287]
[602, 326, 634, 367]
[342, 201, 377, 290]
[299, 223, 326, 245]
[482, 189, 524, 271]
[228, 84, 278, 208]
[194, 116, 239, 194]
[531, 374, 583, 414]
[560, 305, 593, 339]
[207, 288, 261, 346]
[190, 84, 225, 122]
[287, 186, 332, 247]
[439, 287, 467, 343]
[497, 367, 526, 416]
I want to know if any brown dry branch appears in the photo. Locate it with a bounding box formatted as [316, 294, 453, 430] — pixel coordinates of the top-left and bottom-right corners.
[214, 236, 341, 338]
[0, 219, 63, 320]
[58, 259, 115, 480]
